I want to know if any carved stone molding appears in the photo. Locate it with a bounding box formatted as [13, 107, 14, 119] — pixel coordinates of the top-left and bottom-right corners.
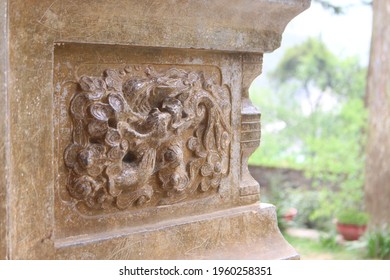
[64, 65, 231, 210]
[239, 54, 262, 203]
[240, 99, 261, 199]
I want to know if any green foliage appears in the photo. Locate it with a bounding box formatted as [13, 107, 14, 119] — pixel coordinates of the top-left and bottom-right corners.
[336, 209, 369, 226]
[261, 175, 296, 233]
[313, 0, 372, 15]
[282, 189, 330, 230]
[249, 37, 368, 226]
[319, 231, 339, 249]
[314, 0, 345, 14]
[270, 37, 338, 92]
[276, 206, 288, 233]
[310, 178, 366, 225]
[285, 234, 366, 259]
[262, 174, 331, 231]
[250, 38, 367, 173]
[365, 227, 390, 259]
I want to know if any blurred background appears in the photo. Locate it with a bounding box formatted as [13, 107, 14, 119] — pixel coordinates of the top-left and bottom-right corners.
[249, 0, 390, 259]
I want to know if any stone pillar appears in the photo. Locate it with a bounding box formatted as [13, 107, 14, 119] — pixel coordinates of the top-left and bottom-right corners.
[0, 0, 8, 261]
[0, 0, 310, 259]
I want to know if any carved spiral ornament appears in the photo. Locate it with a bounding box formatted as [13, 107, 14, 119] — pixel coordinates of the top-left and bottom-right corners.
[64, 66, 231, 210]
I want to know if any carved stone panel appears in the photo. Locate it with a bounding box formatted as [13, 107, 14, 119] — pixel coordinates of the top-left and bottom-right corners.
[54, 43, 241, 240]
[64, 65, 231, 211]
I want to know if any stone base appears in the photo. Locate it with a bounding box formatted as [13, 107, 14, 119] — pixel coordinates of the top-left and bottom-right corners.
[55, 203, 299, 260]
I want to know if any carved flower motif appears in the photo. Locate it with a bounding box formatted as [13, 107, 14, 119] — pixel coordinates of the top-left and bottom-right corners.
[200, 163, 213, 177]
[108, 92, 126, 113]
[104, 69, 123, 92]
[90, 102, 115, 121]
[86, 187, 112, 209]
[70, 94, 89, 120]
[88, 119, 108, 138]
[187, 136, 207, 158]
[107, 146, 125, 161]
[105, 128, 122, 147]
[64, 143, 106, 176]
[167, 172, 189, 194]
[79, 76, 106, 100]
[187, 137, 199, 151]
[198, 152, 228, 192]
[68, 175, 96, 200]
[207, 152, 223, 174]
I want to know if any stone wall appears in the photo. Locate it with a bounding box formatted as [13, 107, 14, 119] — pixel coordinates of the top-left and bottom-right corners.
[249, 165, 311, 196]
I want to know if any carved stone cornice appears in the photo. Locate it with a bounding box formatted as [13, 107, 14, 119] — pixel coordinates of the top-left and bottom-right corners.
[38, 0, 311, 53]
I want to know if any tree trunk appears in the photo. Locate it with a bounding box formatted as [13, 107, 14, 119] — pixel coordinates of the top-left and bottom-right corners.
[365, 0, 390, 227]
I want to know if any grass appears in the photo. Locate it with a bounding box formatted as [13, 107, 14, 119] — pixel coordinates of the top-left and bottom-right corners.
[285, 233, 367, 260]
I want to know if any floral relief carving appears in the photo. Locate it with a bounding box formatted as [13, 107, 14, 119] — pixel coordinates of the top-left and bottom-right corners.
[64, 66, 231, 210]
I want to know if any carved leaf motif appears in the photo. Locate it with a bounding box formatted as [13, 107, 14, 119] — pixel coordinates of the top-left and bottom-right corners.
[199, 179, 210, 192]
[210, 176, 221, 188]
[88, 119, 108, 138]
[221, 156, 229, 174]
[64, 144, 83, 169]
[116, 185, 153, 209]
[105, 69, 122, 91]
[139, 149, 156, 172]
[90, 103, 114, 121]
[221, 131, 230, 150]
[108, 93, 126, 112]
[73, 119, 89, 146]
[79, 76, 106, 100]
[70, 94, 88, 120]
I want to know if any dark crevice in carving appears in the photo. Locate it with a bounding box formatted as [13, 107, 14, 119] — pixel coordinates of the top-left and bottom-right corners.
[107, 118, 118, 129]
[122, 151, 137, 164]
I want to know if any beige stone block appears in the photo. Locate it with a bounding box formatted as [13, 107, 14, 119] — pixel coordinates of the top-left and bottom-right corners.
[0, 0, 310, 259]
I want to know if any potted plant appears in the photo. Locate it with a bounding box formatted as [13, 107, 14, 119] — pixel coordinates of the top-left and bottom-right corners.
[336, 209, 369, 241]
[283, 207, 298, 222]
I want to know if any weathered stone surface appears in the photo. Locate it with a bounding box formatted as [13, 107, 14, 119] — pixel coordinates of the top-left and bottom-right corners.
[37, 0, 309, 53]
[365, 0, 390, 227]
[0, 0, 8, 260]
[53, 44, 242, 239]
[1, 0, 310, 259]
[55, 204, 298, 260]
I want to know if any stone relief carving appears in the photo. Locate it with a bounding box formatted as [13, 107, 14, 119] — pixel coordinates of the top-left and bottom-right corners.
[64, 66, 231, 210]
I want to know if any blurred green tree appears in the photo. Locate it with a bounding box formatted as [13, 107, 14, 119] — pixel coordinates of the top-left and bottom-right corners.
[249, 38, 367, 224]
[313, 0, 372, 15]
